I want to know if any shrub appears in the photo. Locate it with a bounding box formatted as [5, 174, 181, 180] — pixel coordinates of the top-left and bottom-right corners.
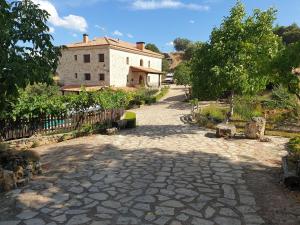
[200, 104, 227, 122]
[263, 85, 298, 110]
[233, 95, 263, 120]
[287, 137, 300, 161]
[124, 112, 136, 129]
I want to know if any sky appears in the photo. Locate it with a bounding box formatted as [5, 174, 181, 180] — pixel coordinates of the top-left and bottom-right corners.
[32, 0, 300, 52]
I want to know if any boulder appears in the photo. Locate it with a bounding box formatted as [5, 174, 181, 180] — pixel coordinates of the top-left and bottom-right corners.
[216, 123, 236, 138]
[0, 169, 17, 192]
[106, 127, 118, 135]
[245, 117, 266, 139]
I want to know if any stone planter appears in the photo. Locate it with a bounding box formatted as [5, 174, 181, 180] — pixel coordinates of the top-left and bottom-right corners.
[216, 123, 236, 138]
[245, 117, 266, 139]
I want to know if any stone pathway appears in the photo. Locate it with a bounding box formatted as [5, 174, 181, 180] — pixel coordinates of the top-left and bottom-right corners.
[1, 86, 299, 225]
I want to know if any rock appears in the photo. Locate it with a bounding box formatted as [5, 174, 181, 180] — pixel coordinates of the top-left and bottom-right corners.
[0, 169, 17, 192]
[106, 128, 118, 135]
[216, 124, 236, 138]
[245, 117, 266, 139]
[14, 166, 24, 180]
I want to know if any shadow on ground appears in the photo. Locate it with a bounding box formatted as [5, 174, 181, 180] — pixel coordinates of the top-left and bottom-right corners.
[1, 140, 300, 225]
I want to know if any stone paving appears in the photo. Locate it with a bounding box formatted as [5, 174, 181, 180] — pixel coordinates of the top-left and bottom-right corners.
[0, 86, 294, 225]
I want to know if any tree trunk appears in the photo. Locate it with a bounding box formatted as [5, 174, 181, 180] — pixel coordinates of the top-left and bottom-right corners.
[226, 90, 234, 124]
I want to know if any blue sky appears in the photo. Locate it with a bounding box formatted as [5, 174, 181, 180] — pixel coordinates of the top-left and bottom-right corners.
[33, 0, 300, 52]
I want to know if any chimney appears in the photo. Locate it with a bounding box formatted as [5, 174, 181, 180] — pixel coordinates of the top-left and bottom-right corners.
[83, 34, 89, 43]
[136, 42, 145, 51]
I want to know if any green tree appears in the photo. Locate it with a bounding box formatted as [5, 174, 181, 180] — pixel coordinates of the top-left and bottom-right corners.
[145, 43, 160, 53]
[174, 62, 191, 87]
[271, 42, 300, 100]
[0, 0, 61, 119]
[162, 58, 170, 72]
[274, 23, 300, 45]
[173, 38, 192, 52]
[191, 1, 281, 121]
[183, 42, 203, 61]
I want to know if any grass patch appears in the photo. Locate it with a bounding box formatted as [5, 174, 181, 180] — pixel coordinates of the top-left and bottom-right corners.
[155, 86, 170, 101]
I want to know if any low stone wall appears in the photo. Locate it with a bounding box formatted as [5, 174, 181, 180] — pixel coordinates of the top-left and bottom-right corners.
[5, 133, 72, 150]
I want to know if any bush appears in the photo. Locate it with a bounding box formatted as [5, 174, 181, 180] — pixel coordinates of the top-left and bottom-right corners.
[287, 137, 300, 161]
[233, 95, 263, 120]
[200, 104, 227, 122]
[263, 85, 298, 110]
[124, 112, 136, 129]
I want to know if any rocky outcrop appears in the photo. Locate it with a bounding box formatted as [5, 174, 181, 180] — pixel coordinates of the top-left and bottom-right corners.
[245, 117, 266, 139]
[0, 146, 42, 192]
[216, 123, 236, 138]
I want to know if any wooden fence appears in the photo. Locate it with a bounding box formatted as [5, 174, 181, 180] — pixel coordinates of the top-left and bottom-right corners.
[0, 109, 124, 141]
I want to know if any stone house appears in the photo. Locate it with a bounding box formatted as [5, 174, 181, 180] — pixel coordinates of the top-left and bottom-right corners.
[57, 34, 164, 92]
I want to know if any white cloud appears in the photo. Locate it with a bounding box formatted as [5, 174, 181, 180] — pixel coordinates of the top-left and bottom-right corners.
[189, 20, 195, 24]
[166, 41, 174, 46]
[131, 0, 209, 11]
[95, 25, 106, 32]
[112, 30, 123, 36]
[127, 33, 134, 38]
[49, 26, 55, 33]
[32, 0, 88, 32]
[72, 33, 78, 37]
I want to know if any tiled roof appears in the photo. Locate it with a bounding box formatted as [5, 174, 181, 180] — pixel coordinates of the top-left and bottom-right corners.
[131, 66, 165, 74]
[66, 37, 164, 58]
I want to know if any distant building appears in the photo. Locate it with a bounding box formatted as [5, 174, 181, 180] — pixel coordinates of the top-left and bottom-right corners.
[57, 34, 164, 92]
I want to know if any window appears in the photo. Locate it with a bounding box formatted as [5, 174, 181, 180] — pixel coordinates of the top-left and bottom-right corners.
[148, 61, 151, 68]
[84, 73, 91, 80]
[99, 73, 105, 81]
[74, 55, 77, 61]
[140, 59, 144, 66]
[126, 57, 129, 65]
[83, 54, 90, 63]
[98, 54, 104, 62]
[75, 73, 78, 79]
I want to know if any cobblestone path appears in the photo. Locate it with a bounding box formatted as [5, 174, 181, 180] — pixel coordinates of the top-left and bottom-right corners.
[0, 86, 298, 225]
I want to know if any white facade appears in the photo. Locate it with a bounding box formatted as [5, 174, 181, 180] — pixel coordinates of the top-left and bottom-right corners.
[57, 37, 163, 88]
[109, 48, 162, 87]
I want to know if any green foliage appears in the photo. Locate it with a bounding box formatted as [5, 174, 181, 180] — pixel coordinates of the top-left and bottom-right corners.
[287, 137, 300, 161]
[263, 85, 298, 110]
[174, 62, 191, 86]
[191, 2, 281, 100]
[200, 104, 228, 122]
[13, 83, 66, 119]
[233, 95, 263, 120]
[0, 0, 61, 118]
[11, 84, 131, 120]
[271, 42, 300, 98]
[93, 89, 130, 110]
[274, 23, 300, 45]
[183, 42, 203, 61]
[173, 38, 192, 51]
[145, 43, 160, 53]
[162, 58, 170, 72]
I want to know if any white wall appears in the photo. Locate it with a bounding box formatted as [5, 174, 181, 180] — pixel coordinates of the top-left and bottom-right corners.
[57, 46, 110, 86]
[109, 48, 162, 87]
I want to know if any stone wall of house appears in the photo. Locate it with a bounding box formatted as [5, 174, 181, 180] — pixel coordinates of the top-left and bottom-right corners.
[57, 46, 110, 86]
[109, 48, 162, 87]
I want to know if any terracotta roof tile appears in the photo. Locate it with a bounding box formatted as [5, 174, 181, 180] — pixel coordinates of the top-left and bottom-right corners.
[66, 37, 164, 58]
